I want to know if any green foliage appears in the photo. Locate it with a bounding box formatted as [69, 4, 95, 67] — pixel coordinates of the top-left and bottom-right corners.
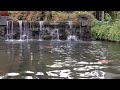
[110, 11, 118, 21]
[104, 13, 112, 22]
[91, 13, 120, 42]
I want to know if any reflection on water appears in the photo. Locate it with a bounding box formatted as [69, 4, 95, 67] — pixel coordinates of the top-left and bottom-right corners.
[0, 40, 120, 79]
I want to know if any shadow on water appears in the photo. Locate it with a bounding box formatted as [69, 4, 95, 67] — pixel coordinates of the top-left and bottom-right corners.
[0, 40, 120, 79]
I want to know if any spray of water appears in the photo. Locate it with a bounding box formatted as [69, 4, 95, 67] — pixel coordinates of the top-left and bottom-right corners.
[38, 21, 44, 41]
[67, 21, 77, 41]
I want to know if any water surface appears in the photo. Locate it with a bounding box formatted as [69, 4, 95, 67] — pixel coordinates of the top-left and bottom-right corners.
[0, 40, 120, 79]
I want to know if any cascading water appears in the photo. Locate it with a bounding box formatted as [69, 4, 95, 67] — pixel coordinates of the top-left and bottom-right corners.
[68, 21, 72, 30]
[51, 29, 60, 41]
[29, 22, 32, 40]
[56, 29, 60, 41]
[6, 21, 14, 41]
[51, 21, 60, 41]
[11, 21, 14, 40]
[23, 21, 27, 40]
[18, 21, 23, 41]
[26, 22, 29, 41]
[28, 21, 33, 40]
[6, 21, 9, 41]
[5, 20, 79, 41]
[55, 22, 60, 41]
[22, 21, 29, 41]
[38, 21, 44, 41]
[67, 35, 77, 41]
[67, 21, 77, 41]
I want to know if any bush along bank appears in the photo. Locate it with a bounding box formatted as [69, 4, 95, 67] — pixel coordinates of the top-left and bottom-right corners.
[91, 14, 120, 42]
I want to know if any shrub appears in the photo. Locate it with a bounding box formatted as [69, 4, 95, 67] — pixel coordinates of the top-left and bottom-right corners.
[91, 13, 120, 42]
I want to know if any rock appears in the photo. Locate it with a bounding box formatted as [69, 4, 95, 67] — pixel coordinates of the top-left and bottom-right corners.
[42, 35, 52, 40]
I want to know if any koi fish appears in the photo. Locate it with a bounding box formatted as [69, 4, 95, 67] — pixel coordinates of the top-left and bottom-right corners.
[98, 60, 113, 64]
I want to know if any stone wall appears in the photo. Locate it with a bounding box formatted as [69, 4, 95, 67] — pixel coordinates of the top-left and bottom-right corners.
[0, 13, 93, 41]
[0, 16, 7, 26]
[79, 14, 92, 41]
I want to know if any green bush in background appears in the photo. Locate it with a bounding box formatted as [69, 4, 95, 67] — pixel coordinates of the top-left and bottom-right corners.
[91, 13, 120, 42]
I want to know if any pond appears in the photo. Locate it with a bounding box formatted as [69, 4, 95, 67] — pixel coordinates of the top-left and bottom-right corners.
[0, 40, 120, 79]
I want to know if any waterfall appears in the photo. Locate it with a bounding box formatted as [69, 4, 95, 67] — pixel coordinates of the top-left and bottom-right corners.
[67, 21, 77, 41]
[56, 29, 60, 40]
[39, 21, 44, 41]
[68, 21, 72, 30]
[6, 21, 14, 41]
[29, 21, 32, 40]
[54, 22, 60, 41]
[23, 21, 29, 41]
[18, 21, 23, 40]
[51, 28, 60, 41]
[68, 21, 73, 36]
[6, 21, 9, 41]
[68, 21, 76, 35]
[26, 22, 29, 41]
[50, 21, 60, 41]
[23, 21, 26, 39]
[25, 21, 29, 41]
[67, 35, 77, 41]
[5, 21, 80, 41]
[11, 21, 13, 40]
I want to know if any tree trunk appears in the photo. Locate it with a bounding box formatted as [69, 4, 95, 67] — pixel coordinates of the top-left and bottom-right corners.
[101, 11, 104, 21]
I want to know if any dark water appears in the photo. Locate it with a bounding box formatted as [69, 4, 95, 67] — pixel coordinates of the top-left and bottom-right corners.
[0, 40, 120, 79]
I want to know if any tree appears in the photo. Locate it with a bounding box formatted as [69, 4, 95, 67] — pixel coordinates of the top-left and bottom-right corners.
[101, 11, 104, 21]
